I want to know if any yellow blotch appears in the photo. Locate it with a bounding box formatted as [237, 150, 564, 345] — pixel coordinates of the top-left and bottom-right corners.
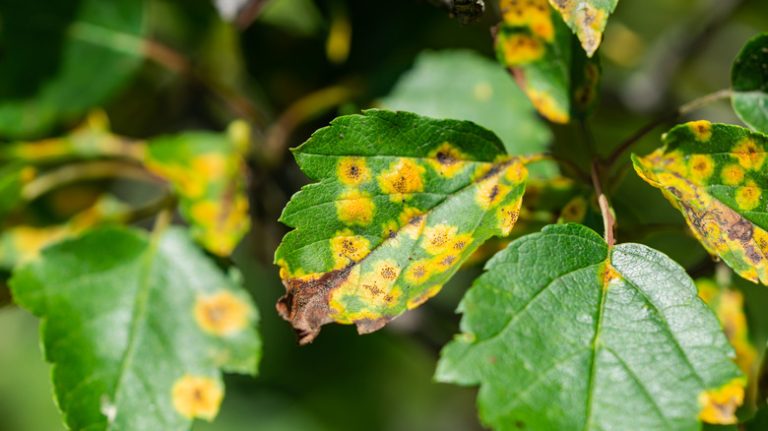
[328, 265, 403, 323]
[500, 33, 545, 64]
[330, 230, 371, 269]
[191, 153, 229, 178]
[560, 196, 587, 223]
[526, 89, 569, 123]
[398, 207, 427, 239]
[404, 259, 436, 285]
[475, 176, 512, 210]
[337, 157, 371, 186]
[732, 138, 766, 170]
[697, 379, 745, 425]
[688, 120, 712, 142]
[473, 82, 493, 101]
[499, 0, 554, 41]
[422, 224, 458, 255]
[194, 291, 250, 336]
[427, 142, 469, 178]
[720, 164, 745, 186]
[498, 199, 522, 236]
[336, 189, 375, 226]
[716, 289, 757, 374]
[687, 154, 714, 183]
[407, 284, 443, 310]
[171, 375, 224, 421]
[503, 160, 527, 184]
[602, 263, 621, 288]
[20, 166, 36, 183]
[377, 159, 425, 200]
[735, 181, 761, 211]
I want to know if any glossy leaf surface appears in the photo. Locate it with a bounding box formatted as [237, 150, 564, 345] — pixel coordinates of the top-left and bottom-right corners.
[275, 110, 527, 343]
[633, 122, 768, 284]
[10, 227, 261, 430]
[437, 223, 743, 430]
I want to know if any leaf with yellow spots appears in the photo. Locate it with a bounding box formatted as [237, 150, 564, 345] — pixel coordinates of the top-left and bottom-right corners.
[632, 122, 768, 284]
[494, 0, 601, 124]
[696, 278, 757, 376]
[732, 33, 768, 134]
[547, 0, 618, 57]
[10, 227, 261, 430]
[145, 129, 250, 256]
[275, 110, 528, 343]
[437, 223, 743, 430]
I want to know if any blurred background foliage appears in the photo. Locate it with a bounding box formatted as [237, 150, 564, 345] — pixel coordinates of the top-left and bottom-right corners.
[0, 0, 767, 430]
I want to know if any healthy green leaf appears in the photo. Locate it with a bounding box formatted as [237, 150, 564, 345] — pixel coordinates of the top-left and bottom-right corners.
[437, 223, 743, 430]
[547, 0, 618, 57]
[732, 33, 768, 134]
[145, 126, 251, 256]
[380, 50, 555, 177]
[275, 110, 527, 343]
[495, 0, 600, 124]
[10, 226, 261, 430]
[632, 121, 768, 284]
[0, 0, 147, 138]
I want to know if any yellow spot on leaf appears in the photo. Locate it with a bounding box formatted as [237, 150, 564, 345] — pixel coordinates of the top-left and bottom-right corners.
[735, 181, 761, 211]
[194, 291, 251, 336]
[329, 264, 403, 323]
[191, 154, 229, 178]
[337, 157, 371, 186]
[407, 284, 443, 309]
[336, 189, 375, 226]
[560, 196, 587, 223]
[172, 375, 223, 421]
[473, 82, 493, 101]
[497, 198, 522, 236]
[475, 176, 511, 210]
[602, 263, 621, 288]
[422, 224, 459, 255]
[526, 89, 569, 123]
[427, 142, 469, 178]
[378, 159, 425, 201]
[500, 33, 545, 64]
[688, 120, 712, 142]
[732, 138, 765, 170]
[330, 230, 371, 269]
[721, 164, 745, 186]
[688, 154, 714, 182]
[405, 259, 435, 285]
[697, 379, 745, 425]
[500, 0, 554, 41]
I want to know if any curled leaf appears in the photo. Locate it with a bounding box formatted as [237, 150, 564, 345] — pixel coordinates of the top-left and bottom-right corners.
[275, 110, 527, 343]
[633, 122, 768, 284]
[547, 0, 618, 57]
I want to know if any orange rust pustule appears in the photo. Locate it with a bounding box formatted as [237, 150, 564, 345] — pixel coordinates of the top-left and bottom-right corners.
[276, 266, 352, 345]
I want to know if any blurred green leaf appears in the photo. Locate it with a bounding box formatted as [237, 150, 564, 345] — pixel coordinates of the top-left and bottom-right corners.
[10, 226, 262, 430]
[732, 33, 768, 134]
[437, 223, 743, 430]
[275, 110, 527, 343]
[633, 122, 768, 284]
[0, 162, 35, 219]
[0, 0, 147, 138]
[380, 50, 555, 177]
[145, 125, 251, 256]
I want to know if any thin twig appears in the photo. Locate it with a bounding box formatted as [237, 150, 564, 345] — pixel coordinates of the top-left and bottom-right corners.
[604, 88, 732, 166]
[591, 161, 615, 247]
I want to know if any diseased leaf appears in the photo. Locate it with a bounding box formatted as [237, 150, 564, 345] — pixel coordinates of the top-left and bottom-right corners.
[547, 0, 618, 57]
[732, 33, 768, 134]
[10, 227, 261, 430]
[145, 128, 251, 256]
[0, 196, 130, 269]
[696, 278, 758, 376]
[632, 122, 768, 284]
[495, 0, 600, 124]
[275, 110, 527, 343]
[437, 223, 743, 430]
[0, 162, 36, 219]
[380, 50, 554, 177]
[0, 0, 147, 138]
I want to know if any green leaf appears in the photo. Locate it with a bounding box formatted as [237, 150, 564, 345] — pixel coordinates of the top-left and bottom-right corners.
[495, 0, 600, 124]
[0, 162, 35, 219]
[145, 127, 251, 256]
[732, 33, 768, 134]
[0, 0, 147, 138]
[547, 0, 618, 57]
[10, 226, 261, 430]
[632, 121, 768, 284]
[380, 50, 555, 177]
[437, 223, 743, 430]
[275, 110, 528, 343]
